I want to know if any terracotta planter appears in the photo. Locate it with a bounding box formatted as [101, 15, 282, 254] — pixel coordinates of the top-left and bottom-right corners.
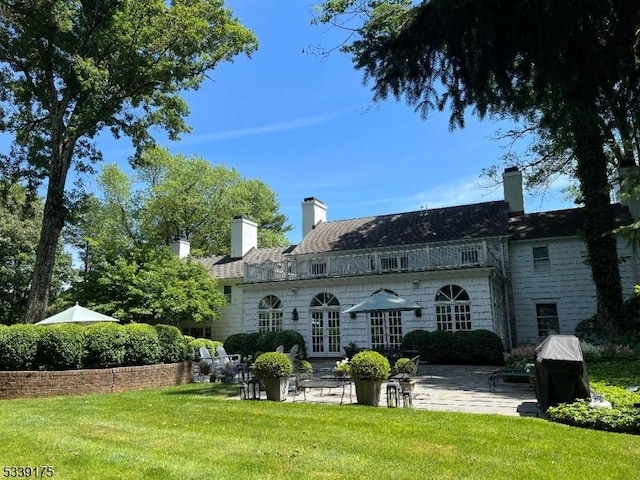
[263, 377, 289, 401]
[354, 379, 383, 406]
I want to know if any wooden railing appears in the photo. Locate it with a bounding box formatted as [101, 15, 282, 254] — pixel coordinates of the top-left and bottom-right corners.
[244, 242, 503, 283]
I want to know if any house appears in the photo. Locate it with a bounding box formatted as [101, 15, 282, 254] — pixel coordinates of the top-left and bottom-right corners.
[178, 168, 639, 356]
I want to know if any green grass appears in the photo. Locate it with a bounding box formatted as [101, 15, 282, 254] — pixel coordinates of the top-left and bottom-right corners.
[1, 381, 639, 480]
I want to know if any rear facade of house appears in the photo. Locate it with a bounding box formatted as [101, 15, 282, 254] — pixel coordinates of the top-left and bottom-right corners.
[180, 168, 640, 357]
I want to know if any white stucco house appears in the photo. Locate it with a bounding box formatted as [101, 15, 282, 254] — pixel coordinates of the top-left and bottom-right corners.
[178, 168, 639, 357]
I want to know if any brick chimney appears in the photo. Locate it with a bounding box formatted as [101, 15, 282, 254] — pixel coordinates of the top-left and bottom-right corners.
[302, 197, 327, 238]
[231, 216, 258, 258]
[503, 167, 524, 215]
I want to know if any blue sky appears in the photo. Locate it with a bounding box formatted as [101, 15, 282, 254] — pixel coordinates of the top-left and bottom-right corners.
[98, 1, 575, 244]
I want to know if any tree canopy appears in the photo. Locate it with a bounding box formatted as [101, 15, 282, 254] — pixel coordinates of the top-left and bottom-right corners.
[0, 0, 257, 322]
[317, 0, 640, 333]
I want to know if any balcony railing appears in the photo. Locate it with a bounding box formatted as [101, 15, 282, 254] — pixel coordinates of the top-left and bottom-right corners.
[244, 242, 503, 283]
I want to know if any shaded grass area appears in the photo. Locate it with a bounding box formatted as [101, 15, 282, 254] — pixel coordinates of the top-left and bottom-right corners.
[1, 383, 639, 479]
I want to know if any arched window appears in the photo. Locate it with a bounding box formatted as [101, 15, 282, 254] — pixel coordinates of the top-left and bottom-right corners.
[258, 295, 283, 332]
[310, 293, 341, 355]
[435, 285, 471, 331]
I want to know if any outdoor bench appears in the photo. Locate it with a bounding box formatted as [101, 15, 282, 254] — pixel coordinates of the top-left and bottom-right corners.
[488, 368, 535, 392]
[294, 373, 352, 404]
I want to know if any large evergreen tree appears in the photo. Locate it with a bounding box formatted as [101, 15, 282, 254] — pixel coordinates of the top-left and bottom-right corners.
[0, 0, 257, 322]
[317, 0, 640, 333]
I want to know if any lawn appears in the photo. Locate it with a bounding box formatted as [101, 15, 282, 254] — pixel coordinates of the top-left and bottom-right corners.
[1, 380, 638, 480]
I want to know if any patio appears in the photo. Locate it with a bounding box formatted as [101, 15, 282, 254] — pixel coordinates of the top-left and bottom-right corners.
[232, 362, 543, 417]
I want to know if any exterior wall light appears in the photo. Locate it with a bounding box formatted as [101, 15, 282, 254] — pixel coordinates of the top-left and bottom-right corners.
[292, 308, 299, 321]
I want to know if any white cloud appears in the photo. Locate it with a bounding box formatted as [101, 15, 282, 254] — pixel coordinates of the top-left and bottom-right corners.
[182, 107, 357, 145]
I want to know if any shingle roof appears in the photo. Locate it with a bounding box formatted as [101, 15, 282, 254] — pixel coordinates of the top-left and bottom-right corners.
[291, 201, 511, 255]
[509, 204, 632, 240]
[197, 245, 295, 279]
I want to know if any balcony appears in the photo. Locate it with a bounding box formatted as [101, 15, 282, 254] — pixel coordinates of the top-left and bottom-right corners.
[244, 242, 503, 283]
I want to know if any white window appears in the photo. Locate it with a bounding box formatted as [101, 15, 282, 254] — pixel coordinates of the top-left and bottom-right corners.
[380, 253, 409, 271]
[311, 261, 327, 275]
[435, 285, 471, 331]
[258, 295, 283, 332]
[533, 246, 550, 272]
[536, 303, 559, 337]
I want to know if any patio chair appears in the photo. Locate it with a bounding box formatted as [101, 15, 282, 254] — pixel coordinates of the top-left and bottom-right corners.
[214, 346, 242, 381]
[276, 345, 284, 353]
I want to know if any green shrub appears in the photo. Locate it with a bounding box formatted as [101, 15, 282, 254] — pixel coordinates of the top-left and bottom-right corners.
[452, 330, 504, 365]
[83, 323, 126, 368]
[36, 324, 85, 370]
[0, 324, 42, 370]
[224, 333, 252, 359]
[253, 352, 293, 378]
[275, 330, 306, 359]
[255, 331, 279, 354]
[154, 324, 189, 363]
[349, 350, 390, 381]
[426, 330, 455, 363]
[189, 338, 223, 359]
[547, 400, 640, 435]
[400, 329, 430, 358]
[394, 357, 417, 376]
[123, 323, 161, 366]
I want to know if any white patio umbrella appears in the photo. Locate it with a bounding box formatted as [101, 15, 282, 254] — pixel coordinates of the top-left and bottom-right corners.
[343, 290, 421, 314]
[36, 303, 119, 325]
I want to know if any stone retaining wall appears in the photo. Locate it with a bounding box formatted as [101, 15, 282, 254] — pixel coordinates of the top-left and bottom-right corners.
[0, 361, 192, 400]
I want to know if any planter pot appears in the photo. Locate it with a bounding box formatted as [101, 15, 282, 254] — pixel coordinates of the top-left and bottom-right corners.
[354, 379, 383, 406]
[263, 377, 289, 401]
[400, 380, 415, 392]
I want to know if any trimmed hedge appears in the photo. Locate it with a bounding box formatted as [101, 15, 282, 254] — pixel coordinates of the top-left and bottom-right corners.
[36, 324, 85, 370]
[124, 323, 161, 366]
[83, 323, 127, 368]
[350, 350, 390, 381]
[0, 324, 42, 370]
[253, 351, 293, 378]
[154, 324, 189, 363]
[400, 329, 504, 365]
[226, 330, 306, 360]
[0, 323, 191, 371]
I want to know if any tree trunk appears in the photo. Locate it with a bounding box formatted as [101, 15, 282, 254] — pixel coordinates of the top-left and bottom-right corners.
[25, 158, 69, 323]
[572, 107, 624, 335]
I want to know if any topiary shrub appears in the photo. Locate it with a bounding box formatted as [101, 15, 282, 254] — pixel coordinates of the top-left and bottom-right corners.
[275, 330, 306, 359]
[0, 324, 42, 370]
[123, 323, 161, 366]
[349, 350, 390, 381]
[83, 323, 127, 368]
[252, 351, 293, 378]
[426, 330, 456, 364]
[256, 331, 279, 354]
[223, 333, 251, 358]
[154, 324, 189, 363]
[394, 357, 418, 376]
[452, 330, 505, 365]
[36, 324, 85, 370]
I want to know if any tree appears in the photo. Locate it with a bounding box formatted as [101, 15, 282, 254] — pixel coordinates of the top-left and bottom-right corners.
[100, 148, 291, 257]
[0, 0, 257, 322]
[63, 245, 226, 325]
[317, 0, 640, 333]
[0, 180, 74, 324]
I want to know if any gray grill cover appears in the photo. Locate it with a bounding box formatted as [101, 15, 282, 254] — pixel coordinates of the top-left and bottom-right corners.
[534, 335, 590, 411]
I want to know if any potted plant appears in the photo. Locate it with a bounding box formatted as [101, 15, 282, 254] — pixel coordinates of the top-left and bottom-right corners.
[252, 352, 293, 401]
[394, 357, 418, 392]
[334, 358, 351, 378]
[197, 359, 211, 382]
[349, 350, 390, 406]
